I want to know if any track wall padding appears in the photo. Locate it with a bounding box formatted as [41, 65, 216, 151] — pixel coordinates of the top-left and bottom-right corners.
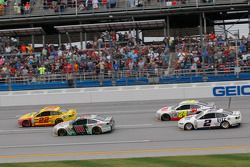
[0, 80, 250, 106]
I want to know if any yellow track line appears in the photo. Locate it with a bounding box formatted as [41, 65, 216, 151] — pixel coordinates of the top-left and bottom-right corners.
[1, 145, 250, 159]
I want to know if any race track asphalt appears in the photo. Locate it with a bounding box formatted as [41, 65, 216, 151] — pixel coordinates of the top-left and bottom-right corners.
[0, 97, 250, 163]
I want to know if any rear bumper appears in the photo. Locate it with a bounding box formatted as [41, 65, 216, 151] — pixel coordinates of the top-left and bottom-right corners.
[17, 120, 23, 126]
[178, 122, 185, 129]
[155, 112, 161, 120]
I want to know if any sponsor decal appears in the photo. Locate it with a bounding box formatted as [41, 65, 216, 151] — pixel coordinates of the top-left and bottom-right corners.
[161, 107, 168, 112]
[213, 85, 250, 96]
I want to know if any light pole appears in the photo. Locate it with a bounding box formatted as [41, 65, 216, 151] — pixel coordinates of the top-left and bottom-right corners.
[234, 29, 240, 79]
[75, 0, 78, 15]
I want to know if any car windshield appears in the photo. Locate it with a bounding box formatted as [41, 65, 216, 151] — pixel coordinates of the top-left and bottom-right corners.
[198, 101, 209, 106]
[222, 109, 233, 115]
[60, 108, 68, 112]
[195, 111, 204, 119]
[94, 115, 107, 121]
[172, 104, 179, 109]
[69, 120, 75, 125]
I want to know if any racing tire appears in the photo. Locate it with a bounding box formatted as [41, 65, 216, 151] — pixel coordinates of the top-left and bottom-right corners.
[92, 127, 102, 135]
[57, 129, 67, 136]
[22, 120, 31, 127]
[55, 119, 63, 125]
[184, 123, 194, 131]
[220, 121, 230, 129]
[109, 126, 114, 133]
[161, 114, 171, 121]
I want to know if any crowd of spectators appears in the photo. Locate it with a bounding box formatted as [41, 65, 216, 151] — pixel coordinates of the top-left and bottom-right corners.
[0, 31, 169, 82]
[1, 30, 250, 82]
[43, 0, 190, 13]
[42, 0, 190, 13]
[173, 32, 250, 73]
[0, 0, 207, 16]
[0, 0, 7, 16]
[0, 0, 196, 15]
[13, 1, 32, 15]
[43, 0, 118, 13]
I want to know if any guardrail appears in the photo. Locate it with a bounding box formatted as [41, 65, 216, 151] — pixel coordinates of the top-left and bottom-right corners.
[0, 0, 248, 19]
[1, 66, 250, 91]
[0, 80, 249, 106]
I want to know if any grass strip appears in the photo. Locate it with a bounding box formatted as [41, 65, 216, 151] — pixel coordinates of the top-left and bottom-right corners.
[1, 153, 250, 167]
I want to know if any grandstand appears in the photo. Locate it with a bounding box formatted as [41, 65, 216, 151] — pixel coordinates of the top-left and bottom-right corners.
[0, 0, 250, 91]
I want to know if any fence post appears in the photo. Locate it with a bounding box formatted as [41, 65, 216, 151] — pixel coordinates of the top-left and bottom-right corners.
[7, 77, 12, 91]
[112, 70, 116, 86]
[228, 97, 232, 109]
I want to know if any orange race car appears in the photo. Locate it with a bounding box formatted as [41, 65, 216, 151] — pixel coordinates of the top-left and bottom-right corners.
[18, 106, 77, 127]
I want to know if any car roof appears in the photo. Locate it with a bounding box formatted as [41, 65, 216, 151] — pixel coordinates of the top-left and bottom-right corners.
[78, 114, 98, 119]
[203, 108, 224, 114]
[41, 106, 61, 112]
[180, 100, 199, 105]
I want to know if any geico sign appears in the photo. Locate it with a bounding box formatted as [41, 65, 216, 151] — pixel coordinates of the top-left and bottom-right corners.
[213, 85, 250, 96]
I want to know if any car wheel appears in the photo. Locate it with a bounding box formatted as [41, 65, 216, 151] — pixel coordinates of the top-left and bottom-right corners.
[22, 120, 31, 127]
[161, 114, 171, 121]
[184, 123, 193, 131]
[92, 127, 102, 135]
[110, 126, 114, 133]
[55, 119, 63, 125]
[221, 121, 230, 129]
[57, 129, 67, 136]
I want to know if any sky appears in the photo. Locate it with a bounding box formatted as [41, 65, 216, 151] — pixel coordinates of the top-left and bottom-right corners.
[215, 19, 249, 37]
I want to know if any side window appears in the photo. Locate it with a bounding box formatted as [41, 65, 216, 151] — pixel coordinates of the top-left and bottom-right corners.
[215, 113, 227, 118]
[41, 111, 50, 117]
[191, 105, 200, 109]
[73, 119, 87, 125]
[196, 111, 202, 114]
[200, 113, 215, 119]
[88, 119, 97, 124]
[176, 105, 190, 110]
[36, 113, 42, 117]
[51, 111, 62, 116]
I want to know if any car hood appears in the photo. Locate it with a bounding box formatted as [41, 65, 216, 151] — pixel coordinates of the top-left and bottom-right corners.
[18, 112, 37, 120]
[232, 110, 241, 116]
[54, 121, 71, 129]
[156, 106, 172, 114]
[203, 102, 216, 109]
[179, 115, 196, 123]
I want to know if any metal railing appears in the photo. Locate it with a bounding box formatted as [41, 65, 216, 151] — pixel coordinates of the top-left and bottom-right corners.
[1, 65, 250, 84]
[0, 0, 248, 19]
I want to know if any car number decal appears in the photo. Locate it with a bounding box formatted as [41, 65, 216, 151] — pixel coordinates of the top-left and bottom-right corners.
[73, 125, 86, 135]
[203, 120, 212, 127]
[217, 118, 226, 123]
[39, 117, 49, 123]
[178, 111, 188, 118]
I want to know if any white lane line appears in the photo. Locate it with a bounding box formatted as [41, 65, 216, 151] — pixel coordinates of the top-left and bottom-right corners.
[0, 140, 151, 149]
[7, 110, 153, 119]
[116, 124, 153, 128]
[0, 129, 50, 133]
[0, 110, 152, 120]
[78, 110, 154, 115]
[0, 124, 154, 133]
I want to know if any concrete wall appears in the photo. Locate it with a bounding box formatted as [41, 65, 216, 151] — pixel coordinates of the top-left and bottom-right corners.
[1, 80, 250, 106]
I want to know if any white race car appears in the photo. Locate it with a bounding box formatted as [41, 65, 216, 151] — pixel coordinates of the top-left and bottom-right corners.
[178, 109, 241, 130]
[53, 115, 115, 136]
[155, 100, 215, 121]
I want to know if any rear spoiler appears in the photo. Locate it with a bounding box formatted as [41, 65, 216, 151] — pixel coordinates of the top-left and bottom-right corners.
[67, 109, 77, 116]
[105, 116, 113, 122]
[232, 111, 241, 116]
[208, 102, 216, 108]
